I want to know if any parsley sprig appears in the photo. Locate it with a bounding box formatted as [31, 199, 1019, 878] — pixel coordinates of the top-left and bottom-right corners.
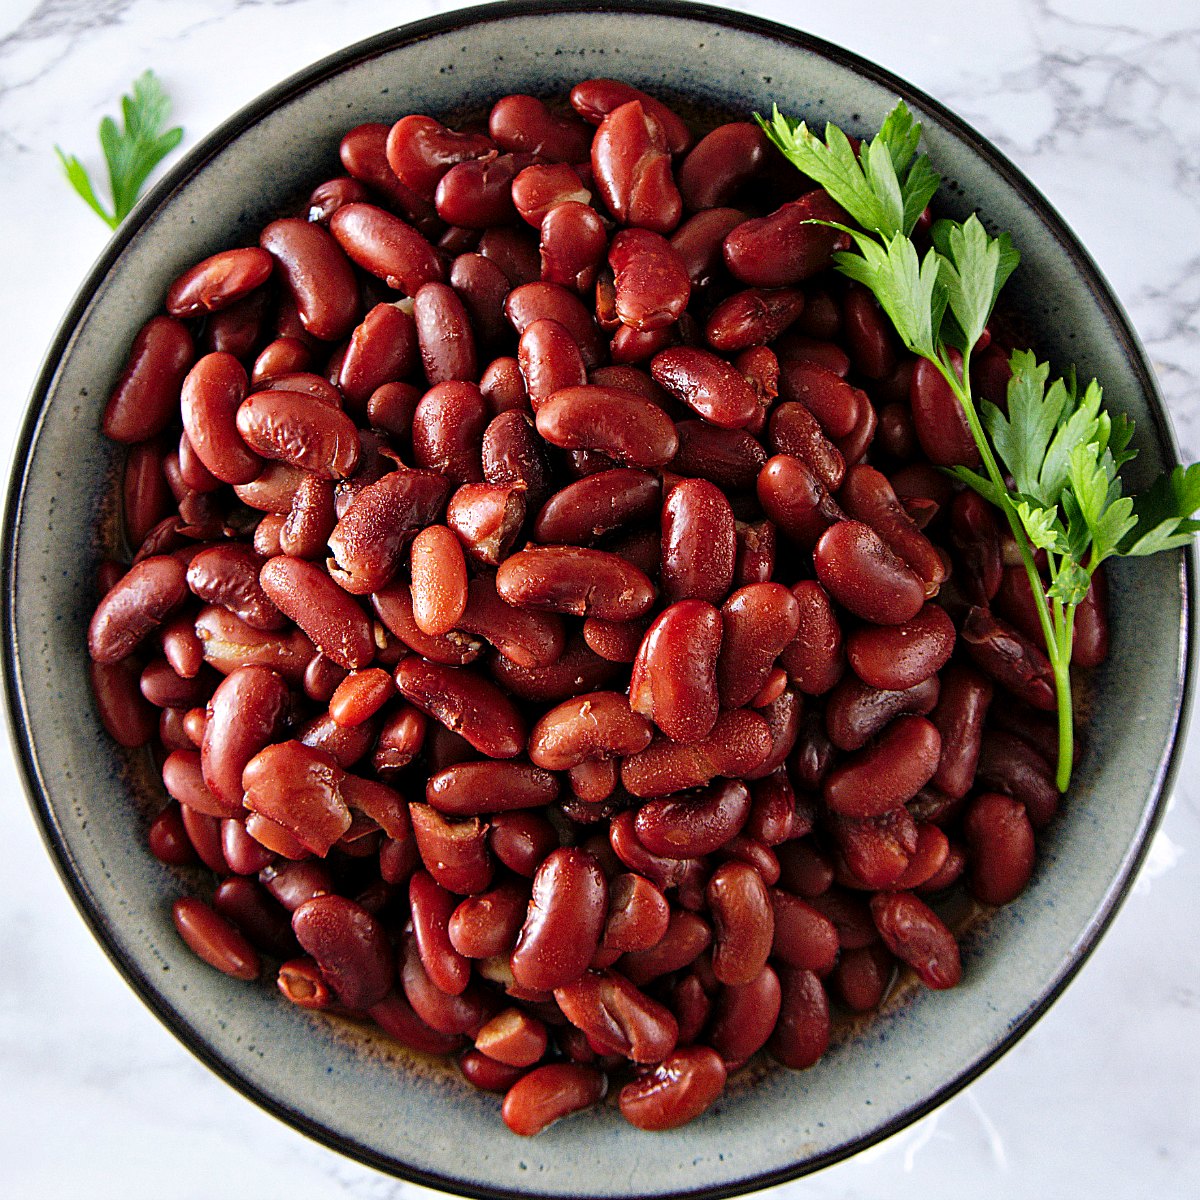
[758, 101, 1200, 791]
[55, 70, 183, 230]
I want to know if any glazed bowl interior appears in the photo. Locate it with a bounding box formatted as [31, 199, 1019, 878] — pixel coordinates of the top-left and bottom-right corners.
[5, 3, 1190, 1197]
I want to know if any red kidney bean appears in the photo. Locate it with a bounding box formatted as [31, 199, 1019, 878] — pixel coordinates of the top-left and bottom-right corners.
[846, 603, 956, 691]
[124, 443, 173, 544]
[891, 821, 950, 890]
[400, 933, 492, 1035]
[179, 805, 230, 872]
[259, 218, 359, 340]
[525, 692, 650, 775]
[571, 79, 691, 152]
[830, 807, 917, 889]
[814, 520, 926, 625]
[448, 254, 509, 351]
[708, 963, 781, 1066]
[478, 226, 542, 290]
[497, 545, 655, 621]
[950, 489, 1004, 605]
[501, 1063, 605, 1136]
[841, 283, 895, 379]
[242, 741, 350, 856]
[409, 525, 468, 636]
[769, 966, 831, 1068]
[475, 1008, 548, 1068]
[707, 860, 773, 986]
[173, 898, 260, 980]
[201, 665, 288, 809]
[778, 358, 857, 437]
[976, 729, 1059, 829]
[102, 316, 195, 444]
[825, 673, 940, 754]
[459, 1048, 525, 1092]
[452, 575, 562, 669]
[426, 762, 559, 818]
[220, 820, 276, 878]
[555, 968, 679, 1063]
[618, 1046, 727, 1131]
[409, 870, 472, 996]
[671, 422, 766, 494]
[396, 658, 525, 759]
[961, 605, 1056, 710]
[186, 544, 284, 632]
[779, 581, 843, 696]
[412, 282, 477, 385]
[724, 191, 849, 287]
[385, 115, 494, 201]
[824, 715, 941, 818]
[839, 465, 946, 597]
[148, 803, 197, 866]
[965, 792, 1036, 905]
[930, 664, 993, 798]
[330, 472, 449, 597]
[167, 248, 273, 319]
[89, 556, 187, 663]
[337, 302, 417, 408]
[629, 599, 722, 744]
[518, 318, 588, 411]
[634, 780, 750, 859]
[258, 556, 373, 670]
[910, 354, 979, 467]
[769, 400, 845, 493]
[591, 100, 682, 234]
[869, 892, 961, 989]
[489, 93, 593, 161]
[235, 390, 359, 480]
[730, 520, 775, 591]
[408, 380, 488, 484]
[756, 454, 842, 549]
[534, 385, 678, 467]
[306, 175, 370, 224]
[277, 957, 335, 1010]
[539, 201, 608, 293]
[436, 153, 522, 227]
[409, 803, 494, 895]
[831, 943, 895, 1012]
[777, 841, 835, 900]
[510, 848, 608, 992]
[619, 908, 711, 985]
[291, 893, 393, 1009]
[505, 281, 605, 368]
[622, 708, 771, 798]
[326, 202, 443, 298]
[707, 287, 805, 354]
[511, 162, 590, 226]
[679, 121, 767, 209]
[608, 229, 690, 331]
[192, 607, 307, 685]
[279, 474, 336, 561]
[771, 887, 839, 976]
[485, 812, 556, 881]
[717, 583, 801, 709]
[327, 668, 393, 728]
[163, 748, 236, 818]
[532, 468, 659, 545]
[658, 478, 736, 605]
[667, 207, 743, 290]
[599, 874, 670, 957]
[651, 347, 757, 429]
[449, 879, 530, 960]
[579, 617, 646, 664]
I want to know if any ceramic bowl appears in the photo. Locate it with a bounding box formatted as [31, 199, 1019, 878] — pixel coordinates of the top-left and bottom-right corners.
[4, 2, 1193, 1196]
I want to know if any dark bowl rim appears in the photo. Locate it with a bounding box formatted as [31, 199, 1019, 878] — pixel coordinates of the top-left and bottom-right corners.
[3, 2, 1195, 1197]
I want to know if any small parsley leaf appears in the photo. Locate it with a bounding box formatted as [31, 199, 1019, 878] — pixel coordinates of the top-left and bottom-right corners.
[55, 70, 182, 230]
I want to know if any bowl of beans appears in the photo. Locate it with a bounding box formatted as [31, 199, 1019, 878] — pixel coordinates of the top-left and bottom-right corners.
[6, 0, 1192, 1195]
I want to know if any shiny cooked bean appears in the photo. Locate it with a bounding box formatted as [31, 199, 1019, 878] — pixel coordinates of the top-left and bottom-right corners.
[93, 78, 1102, 1137]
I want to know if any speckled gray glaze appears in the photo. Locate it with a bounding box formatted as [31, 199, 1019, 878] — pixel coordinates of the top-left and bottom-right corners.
[3, 3, 1192, 1198]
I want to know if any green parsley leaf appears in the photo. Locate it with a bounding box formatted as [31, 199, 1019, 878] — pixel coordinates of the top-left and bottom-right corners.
[755, 100, 940, 239]
[55, 69, 182, 230]
[930, 216, 1019, 351]
[983, 351, 1060, 495]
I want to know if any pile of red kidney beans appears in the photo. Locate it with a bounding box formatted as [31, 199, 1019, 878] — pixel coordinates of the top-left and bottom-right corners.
[86, 79, 1109, 1134]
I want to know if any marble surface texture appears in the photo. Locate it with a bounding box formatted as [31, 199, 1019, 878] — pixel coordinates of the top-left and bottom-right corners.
[1, 0, 1198, 1196]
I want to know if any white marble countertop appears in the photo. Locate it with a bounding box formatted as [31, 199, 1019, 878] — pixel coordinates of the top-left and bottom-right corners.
[1, 1, 1197, 1196]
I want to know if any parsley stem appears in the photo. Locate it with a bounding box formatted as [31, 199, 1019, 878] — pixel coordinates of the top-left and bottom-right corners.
[932, 354, 1074, 791]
